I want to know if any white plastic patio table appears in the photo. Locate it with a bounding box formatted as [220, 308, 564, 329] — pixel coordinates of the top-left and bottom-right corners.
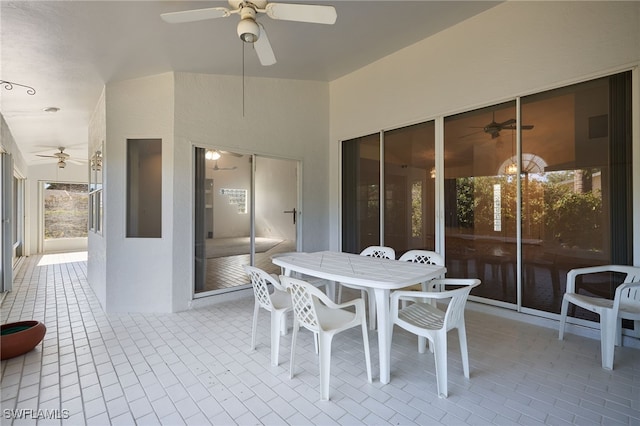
[272, 250, 446, 384]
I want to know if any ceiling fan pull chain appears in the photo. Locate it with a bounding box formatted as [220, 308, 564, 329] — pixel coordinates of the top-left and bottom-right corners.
[242, 41, 245, 117]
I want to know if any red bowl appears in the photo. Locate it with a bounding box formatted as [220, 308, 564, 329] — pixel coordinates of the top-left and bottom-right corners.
[1, 321, 47, 360]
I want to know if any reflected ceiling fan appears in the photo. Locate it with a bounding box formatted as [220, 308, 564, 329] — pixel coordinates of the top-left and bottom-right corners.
[211, 160, 238, 171]
[160, 0, 337, 66]
[465, 113, 534, 139]
[36, 147, 83, 169]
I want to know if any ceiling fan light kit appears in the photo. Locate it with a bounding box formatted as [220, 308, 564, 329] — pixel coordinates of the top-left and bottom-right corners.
[238, 17, 260, 43]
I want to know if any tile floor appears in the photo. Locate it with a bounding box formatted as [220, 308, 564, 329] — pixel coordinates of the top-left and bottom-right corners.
[201, 240, 295, 292]
[1, 252, 639, 425]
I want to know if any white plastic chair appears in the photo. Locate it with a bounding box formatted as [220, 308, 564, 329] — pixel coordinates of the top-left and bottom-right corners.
[398, 250, 445, 291]
[398, 250, 446, 352]
[390, 278, 481, 398]
[338, 246, 396, 329]
[558, 265, 640, 370]
[244, 265, 292, 367]
[281, 275, 372, 401]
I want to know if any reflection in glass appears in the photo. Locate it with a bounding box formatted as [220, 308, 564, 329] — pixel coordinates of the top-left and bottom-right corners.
[444, 102, 518, 304]
[342, 134, 380, 254]
[521, 73, 632, 318]
[384, 121, 435, 256]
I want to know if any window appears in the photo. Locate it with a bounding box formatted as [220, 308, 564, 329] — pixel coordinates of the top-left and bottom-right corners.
[126, 139, 162, 238]
[89, 145, 103, 233]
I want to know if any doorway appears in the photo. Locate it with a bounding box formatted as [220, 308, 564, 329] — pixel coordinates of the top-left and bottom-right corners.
[41, 181, 89, 253]
[194, 148, 299, 296]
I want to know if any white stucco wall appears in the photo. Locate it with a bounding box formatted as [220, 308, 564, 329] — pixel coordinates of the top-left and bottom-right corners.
[103, 73, 175, 313]
[93, 71, 328, 312]
[171, 72, 329, 311]
[328, 1, 640, 254]
[1, 114, 28, 175]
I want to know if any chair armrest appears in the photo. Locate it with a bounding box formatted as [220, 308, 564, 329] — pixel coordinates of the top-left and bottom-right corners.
[269, 273, 288, 292]
[390, 289, 456, 305]
[566, 265, 640, 294]
[613, 281, 640, 312]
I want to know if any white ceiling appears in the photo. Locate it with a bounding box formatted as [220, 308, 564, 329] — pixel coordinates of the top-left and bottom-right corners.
[1, 1, 499, 166]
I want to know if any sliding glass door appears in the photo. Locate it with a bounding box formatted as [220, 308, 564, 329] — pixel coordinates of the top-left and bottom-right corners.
[340, 70, 633, 321]
[443, 102, 518, 305]
[194, 147, 298, 296]
[520, 72, 632, 319]
[342, 123, 436, 257]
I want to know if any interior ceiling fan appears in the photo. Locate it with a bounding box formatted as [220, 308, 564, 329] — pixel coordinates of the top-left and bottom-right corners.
[468, 113, 534, 139]
[211, 160, 238, 171]
[160, 0, 337, 66]
[36, 147, 82, 168]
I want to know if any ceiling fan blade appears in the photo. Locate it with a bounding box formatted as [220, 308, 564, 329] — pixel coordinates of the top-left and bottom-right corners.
[36, 154, 57, 158]
[265, 3, 337, 25]
[502, 124, 535, 130]
[218, 150, 243, 157]
[161, 7, 230, 24]
[498, 118, 516, 127]
[255, 23, 276, 66]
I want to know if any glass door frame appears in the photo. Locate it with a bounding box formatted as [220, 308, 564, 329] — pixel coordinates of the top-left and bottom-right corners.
[193, 145, 302, 299]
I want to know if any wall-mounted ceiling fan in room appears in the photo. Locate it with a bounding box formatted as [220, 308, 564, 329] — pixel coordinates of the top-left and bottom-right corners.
[160, 0, 337, 66]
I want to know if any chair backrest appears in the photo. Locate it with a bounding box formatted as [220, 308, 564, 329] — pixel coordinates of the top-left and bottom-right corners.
[615, 281, 640, 316]
[619, 266, 640, 283]
[243, 265, 284, 310]
[280, 275, 322, 333]
[433, 279, 480, 331]
[399, 250, 444, 266]
[360, 246, 395, 259]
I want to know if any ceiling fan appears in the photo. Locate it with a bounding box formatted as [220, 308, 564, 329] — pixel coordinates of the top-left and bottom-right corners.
[211, 160, 238, 171]
[467, 113, 534, 139]
[36, 147, 82, 169]
[160, 0, 337, 66]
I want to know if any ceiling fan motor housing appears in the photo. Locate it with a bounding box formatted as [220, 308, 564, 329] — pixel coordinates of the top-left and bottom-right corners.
[237, 7, 260, 42]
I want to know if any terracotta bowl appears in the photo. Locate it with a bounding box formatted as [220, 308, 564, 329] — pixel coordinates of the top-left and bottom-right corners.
[1, 321, 46, 360]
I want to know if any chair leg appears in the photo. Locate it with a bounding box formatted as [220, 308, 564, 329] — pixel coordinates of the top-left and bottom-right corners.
[558, 297, 569, 340]
[271, 311, 282, 366]
[418, 336, 427, 354]
[361, 321, 372, 383]
[458, 324, 470, 379]
[318, 333, 333, 401]
[433, 334, 448, 398]
[280, 311, 288, 336]
[289, 321, 299, 379]
[600, 311, 616, 370]
[251, 301, 259, 351]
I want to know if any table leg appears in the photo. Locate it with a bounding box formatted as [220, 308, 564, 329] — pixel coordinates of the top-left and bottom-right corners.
[373, 288, 391, 384]
[325, 280, 336, 302]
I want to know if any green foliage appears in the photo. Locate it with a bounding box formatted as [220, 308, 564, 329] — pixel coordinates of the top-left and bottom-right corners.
[454, 169, 603, 251]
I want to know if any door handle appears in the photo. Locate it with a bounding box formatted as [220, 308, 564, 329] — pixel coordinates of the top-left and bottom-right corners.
[283, 208, 297, 225]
